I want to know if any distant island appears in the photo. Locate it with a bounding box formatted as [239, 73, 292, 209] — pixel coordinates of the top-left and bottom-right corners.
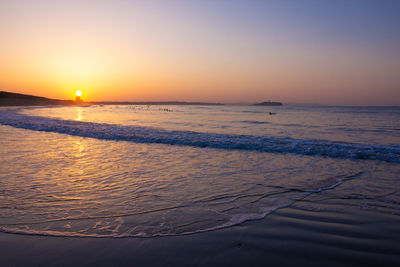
[0, 91, 224, 106]
[253, 101, 283, 106]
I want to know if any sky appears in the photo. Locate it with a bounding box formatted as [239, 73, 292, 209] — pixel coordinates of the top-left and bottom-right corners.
[0, 0, 399, 105]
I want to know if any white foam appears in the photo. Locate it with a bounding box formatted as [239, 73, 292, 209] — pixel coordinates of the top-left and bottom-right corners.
[0, 173, 363, 238]
[0, 110, 399, 162]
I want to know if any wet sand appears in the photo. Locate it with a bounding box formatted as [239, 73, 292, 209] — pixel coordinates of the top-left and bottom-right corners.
[1, 201, 399, 266]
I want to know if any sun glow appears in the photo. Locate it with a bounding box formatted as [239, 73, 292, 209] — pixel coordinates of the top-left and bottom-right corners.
[75, 90, 82, 97]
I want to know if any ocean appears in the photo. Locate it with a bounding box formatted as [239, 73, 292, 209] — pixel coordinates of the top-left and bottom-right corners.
[0, 104, 400, 264]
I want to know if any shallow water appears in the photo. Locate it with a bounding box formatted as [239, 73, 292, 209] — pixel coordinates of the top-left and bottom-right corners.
[0, 105, 399, 238]
[20, 105, 400, 145]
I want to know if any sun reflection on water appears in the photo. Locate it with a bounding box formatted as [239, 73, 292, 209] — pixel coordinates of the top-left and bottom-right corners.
[75, 107, 83, 121]
[76, 140, 84, 154]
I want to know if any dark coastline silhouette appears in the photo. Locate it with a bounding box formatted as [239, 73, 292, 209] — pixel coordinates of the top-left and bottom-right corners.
[1, 91, 285, 107]
[0, 91, 78, 106]
[0, 91, 224, 106]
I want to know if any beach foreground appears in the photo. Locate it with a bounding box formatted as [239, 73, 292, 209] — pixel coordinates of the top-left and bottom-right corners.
[1, 202, 400, 266]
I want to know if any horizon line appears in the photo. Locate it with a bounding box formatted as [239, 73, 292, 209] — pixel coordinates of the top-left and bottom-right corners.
[1, 90, 400, 107]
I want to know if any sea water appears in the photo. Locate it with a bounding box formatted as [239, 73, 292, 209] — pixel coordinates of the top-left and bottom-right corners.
[0, 105, 399, 237]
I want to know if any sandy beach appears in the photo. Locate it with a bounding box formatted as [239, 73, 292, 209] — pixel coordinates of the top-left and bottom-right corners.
[1, 200, 400, 266]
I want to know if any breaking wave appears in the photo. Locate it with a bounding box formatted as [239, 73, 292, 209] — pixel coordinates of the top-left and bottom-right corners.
[0, 110, 399, 163]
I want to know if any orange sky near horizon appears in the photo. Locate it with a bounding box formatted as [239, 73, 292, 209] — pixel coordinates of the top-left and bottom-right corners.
[1, 1, 400, 105]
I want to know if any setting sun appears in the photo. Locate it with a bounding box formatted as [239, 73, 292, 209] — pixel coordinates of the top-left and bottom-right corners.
[75, 90, 82, 97]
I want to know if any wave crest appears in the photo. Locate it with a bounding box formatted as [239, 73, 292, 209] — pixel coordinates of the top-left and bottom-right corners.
[0, 111, 399, 162]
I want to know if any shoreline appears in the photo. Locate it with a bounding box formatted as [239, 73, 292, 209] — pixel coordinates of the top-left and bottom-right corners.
[1, 205, 399, 266]
[1, 98, 400, 266]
